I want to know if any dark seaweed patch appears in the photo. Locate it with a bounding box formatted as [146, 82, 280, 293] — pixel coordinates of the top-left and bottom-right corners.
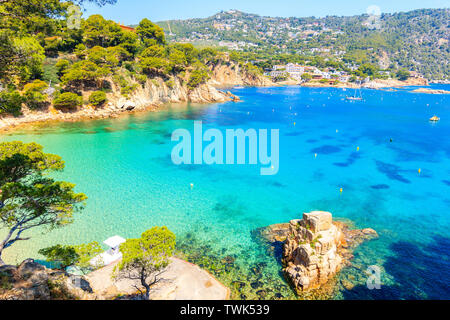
[370, 184, 390, 190]
[375, 161, 410, 184]
[311, 145, 341, 155]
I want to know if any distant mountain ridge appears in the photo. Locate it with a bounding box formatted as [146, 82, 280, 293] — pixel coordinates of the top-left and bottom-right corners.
[155, 8, 450, 80]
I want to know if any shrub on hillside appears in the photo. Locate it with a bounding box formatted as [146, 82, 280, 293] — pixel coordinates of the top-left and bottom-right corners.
[0, 90, 23, 116]
[23, 79, 49, 109]
[55, 59, 70, 76]
[88, 91, 107, 106]
[53, 92, 82, 111]
[187, 62, 210, 90]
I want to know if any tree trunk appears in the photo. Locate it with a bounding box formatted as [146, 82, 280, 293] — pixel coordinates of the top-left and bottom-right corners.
[140, 270, 151, 300]
[0, 251, 5, 266]
[144, 285, 150, 300]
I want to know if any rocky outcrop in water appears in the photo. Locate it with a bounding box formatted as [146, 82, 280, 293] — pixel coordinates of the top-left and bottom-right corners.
[259, 211, 378, 294]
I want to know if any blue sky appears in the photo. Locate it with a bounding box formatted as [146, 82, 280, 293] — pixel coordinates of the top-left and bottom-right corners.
[82, 0, 450, 24]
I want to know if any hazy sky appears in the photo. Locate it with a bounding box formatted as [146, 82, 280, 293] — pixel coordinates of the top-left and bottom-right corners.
[82, 0, 450, 24]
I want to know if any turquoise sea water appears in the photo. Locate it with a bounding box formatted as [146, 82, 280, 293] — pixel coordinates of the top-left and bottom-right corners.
[1, 85, 449, 299]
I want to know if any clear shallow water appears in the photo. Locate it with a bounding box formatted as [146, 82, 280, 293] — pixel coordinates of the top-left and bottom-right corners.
[1, 85, 449, 299]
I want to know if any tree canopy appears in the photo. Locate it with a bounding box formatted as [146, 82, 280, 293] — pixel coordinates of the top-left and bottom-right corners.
[0, 141, 86, 265]
[114, 226, 176, 300]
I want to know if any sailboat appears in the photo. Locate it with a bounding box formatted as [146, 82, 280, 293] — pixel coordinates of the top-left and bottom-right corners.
[346, 81, 363, 101]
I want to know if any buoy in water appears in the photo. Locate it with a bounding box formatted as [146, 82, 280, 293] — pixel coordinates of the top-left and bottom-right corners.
[190, 183, 194, 189]
[418, 168, 421, 174]
[336, 129, 339, 133]
[314, 153, 317, 158]
[294, 122, 296, 126]
[340, 188, 343, 193]
[357, 146, 360, 151]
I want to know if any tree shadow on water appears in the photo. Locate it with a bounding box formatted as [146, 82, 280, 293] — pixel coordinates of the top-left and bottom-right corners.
[342, 235, 450, 300]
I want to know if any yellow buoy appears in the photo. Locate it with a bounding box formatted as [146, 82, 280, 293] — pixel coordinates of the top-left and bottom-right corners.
[314, 153, 317, 158]
[294, 122, 296, 126]
[340, 188, 343, 193]
[357, 146, 360, 151]
[418, 168, 421, 174]
[190, 183, 194, 189]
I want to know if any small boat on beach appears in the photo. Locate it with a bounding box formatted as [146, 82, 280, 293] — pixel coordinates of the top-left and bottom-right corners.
[233, 86, 245, 89]
[429, 115, 440, 122]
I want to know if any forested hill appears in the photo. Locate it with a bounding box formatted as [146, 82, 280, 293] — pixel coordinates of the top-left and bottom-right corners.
[156, 8, 450, 80]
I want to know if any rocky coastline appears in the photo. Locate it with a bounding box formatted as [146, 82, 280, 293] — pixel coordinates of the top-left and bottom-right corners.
[0, 68, 435, 133]
[0, 63, 255, 132]
[412, 88, 450, 94]
[0, 257, 229, 300]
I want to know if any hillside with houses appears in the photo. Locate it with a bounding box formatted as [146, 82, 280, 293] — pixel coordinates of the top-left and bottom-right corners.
[156, 8, 450, 81]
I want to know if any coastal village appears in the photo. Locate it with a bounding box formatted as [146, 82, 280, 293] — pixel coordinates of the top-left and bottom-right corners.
[264, 62, 426, 86]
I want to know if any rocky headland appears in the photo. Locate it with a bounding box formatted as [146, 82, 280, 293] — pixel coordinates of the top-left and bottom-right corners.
[0, 63, 263, 132]
[260, 211, 378, 295]
[412, 88, 450, 94]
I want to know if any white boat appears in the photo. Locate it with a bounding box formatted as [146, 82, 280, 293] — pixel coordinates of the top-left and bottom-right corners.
[89, 235, 126, 267]
[346, 81, 363, 100]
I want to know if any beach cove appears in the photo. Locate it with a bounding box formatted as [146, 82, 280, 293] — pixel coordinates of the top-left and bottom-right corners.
[1, 85, 449, 300]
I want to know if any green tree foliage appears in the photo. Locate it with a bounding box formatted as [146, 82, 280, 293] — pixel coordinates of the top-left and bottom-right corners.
[119, 30, 139, 57]
[38, 245, 78, 269]
[53, 92, 82, 110]
[136, 18, 165, 47]
[74, 43, 87, 59]
[0, 141, 86, 265]
[88, 90, 107, 106]
[113, 226, 176, 300]
[396, 68, 411, 81]
[168, 49, 187, 72]
[82, 14, 124, 48]
[356, 63, 379, 78]
[23, 79, 49, 109]
[55, 58, 70, 76]
[73, 241, 103, 270]
[139, 57, 170, 76]
[301, 73, 312, 81]
[38, 241, 103, 272]
[187, 62, 210, 89]
[61, 60, 110, 88]
[0, 90, 23, 116]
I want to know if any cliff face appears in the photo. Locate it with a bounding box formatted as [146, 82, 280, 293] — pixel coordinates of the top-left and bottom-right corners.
[109, 77, 235, 110]
[0, 75, 239, 130]
[208, 62, 274, 87]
